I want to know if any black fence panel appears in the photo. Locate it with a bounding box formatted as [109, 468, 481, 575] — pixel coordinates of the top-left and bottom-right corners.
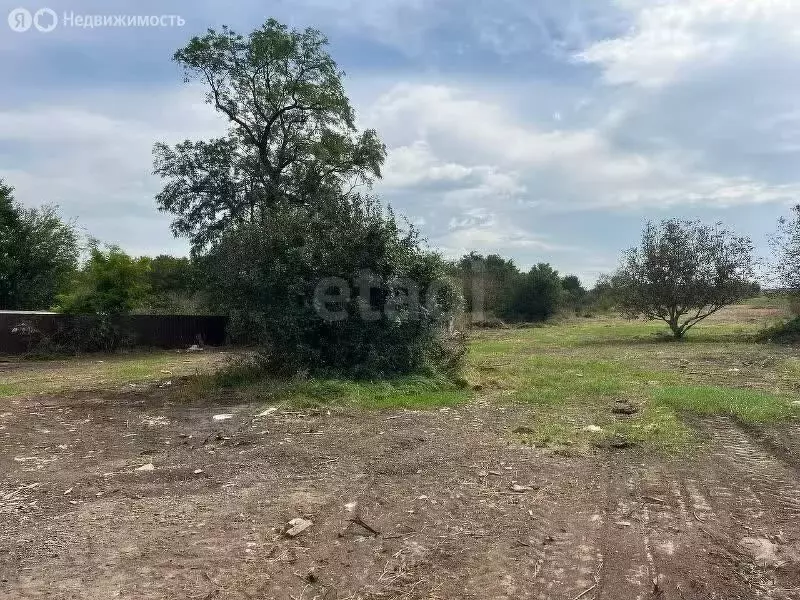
[0, 312, 228, 354]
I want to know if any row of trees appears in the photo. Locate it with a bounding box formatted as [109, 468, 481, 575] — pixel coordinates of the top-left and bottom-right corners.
[454, 254, 592, 323]
[0, 187, 201, 315]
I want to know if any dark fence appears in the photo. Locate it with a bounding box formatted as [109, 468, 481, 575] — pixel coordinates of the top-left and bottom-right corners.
[0, 312, 228, 354]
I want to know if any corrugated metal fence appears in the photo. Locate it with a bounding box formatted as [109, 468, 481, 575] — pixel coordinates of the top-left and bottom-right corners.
[0, 312, 227, 354]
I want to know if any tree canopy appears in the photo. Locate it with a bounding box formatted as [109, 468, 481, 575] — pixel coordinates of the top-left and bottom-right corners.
[771, 204, 800, 294]
[0, 180, 79, 311]
[613, 219, 754, 339]
[154, 19, 386, 250]
[57, 244, 152, 315]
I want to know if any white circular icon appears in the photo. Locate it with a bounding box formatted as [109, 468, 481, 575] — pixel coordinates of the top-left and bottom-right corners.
[33, 7, 56, 32]
[8, 7, 32, 32]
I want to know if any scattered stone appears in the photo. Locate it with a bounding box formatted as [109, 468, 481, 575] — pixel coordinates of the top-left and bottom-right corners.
[612, 402, 638, 415]
[135, 463, 155, 472]
[284, 518, 314, 538]
[193, 469, 205, 475]
[212, 414, 233, 421]
[344, 501, 358, 513]
[739, 537, 780, 567]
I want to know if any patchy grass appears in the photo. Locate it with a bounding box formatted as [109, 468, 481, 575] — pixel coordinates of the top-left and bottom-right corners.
[472, 302, 800, 452]
[0, 351, 226, 398]
[2, 301, 797, 451]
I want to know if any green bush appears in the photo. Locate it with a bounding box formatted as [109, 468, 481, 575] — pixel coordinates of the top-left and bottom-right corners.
[202, 196, 465, 378]
[757, 316, 800, 345]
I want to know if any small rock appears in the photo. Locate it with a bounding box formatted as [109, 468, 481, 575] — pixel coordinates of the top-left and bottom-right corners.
[791, 401, 800, 407]
[582, 425, 604, 433]
[509, 483, 534, 493]
[284, 517, 314, 537]
[187, 344, 204, 352]
[609, 436, 634, 449]
[212, 414, 233, 421]
[135, 463, 155, 472]
[255, 407, 278, 417]
[193, 469, 204, 475]
[612, 402, 638, 415]
[344, 501, 358, 513]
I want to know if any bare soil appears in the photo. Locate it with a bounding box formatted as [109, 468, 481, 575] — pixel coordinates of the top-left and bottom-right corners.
[1, 383, 799, 599]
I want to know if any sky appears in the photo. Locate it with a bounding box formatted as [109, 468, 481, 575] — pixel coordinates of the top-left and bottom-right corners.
[2, 0, 800, 284]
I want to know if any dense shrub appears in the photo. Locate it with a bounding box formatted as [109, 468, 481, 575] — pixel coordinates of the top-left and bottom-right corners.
[757, 317, 800, 345]
[201, 196, 464, 378]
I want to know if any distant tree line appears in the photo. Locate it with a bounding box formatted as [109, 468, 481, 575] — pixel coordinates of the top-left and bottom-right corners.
[453, 253, 594, 324]
[0, 183, 204, 316]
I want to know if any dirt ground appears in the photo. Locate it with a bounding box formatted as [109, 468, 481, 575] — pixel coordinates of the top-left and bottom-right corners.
[2, 377, 800, 600]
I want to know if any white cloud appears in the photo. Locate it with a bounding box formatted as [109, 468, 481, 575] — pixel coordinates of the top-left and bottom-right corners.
[578, 0, 800, 87]
[369, 82, 800, 215]
[0, 89, 225, 255]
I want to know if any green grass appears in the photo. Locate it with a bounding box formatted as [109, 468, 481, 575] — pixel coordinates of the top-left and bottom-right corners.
[200, 372, 471, 411]
[277, 376, 470, 409]
[652, 385, 799, 424]
[0, 383, 23, 398]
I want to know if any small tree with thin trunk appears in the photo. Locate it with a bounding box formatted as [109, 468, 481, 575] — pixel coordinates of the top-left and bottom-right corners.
[771, 205, 800, 297]
[613, 219, 754, 339]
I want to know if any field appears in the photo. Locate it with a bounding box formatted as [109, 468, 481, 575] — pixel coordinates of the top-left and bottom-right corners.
[2, 302, 800, 599]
